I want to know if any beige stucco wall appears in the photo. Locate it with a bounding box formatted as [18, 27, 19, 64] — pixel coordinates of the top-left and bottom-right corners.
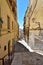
[23, 0, 43, 42]
[30, 0, 43, 35]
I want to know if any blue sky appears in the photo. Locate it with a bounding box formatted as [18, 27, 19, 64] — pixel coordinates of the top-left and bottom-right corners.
[17, 0, 29, 29]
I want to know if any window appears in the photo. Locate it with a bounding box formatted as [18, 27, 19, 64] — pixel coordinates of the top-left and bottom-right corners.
[4, 46, 6, 51]
[9, 0, 12, 5]
[7, 16, 10, 32]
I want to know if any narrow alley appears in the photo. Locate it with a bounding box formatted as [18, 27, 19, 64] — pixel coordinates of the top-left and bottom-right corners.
[0, 0, 43, 65]
[11, 41, 43, 65]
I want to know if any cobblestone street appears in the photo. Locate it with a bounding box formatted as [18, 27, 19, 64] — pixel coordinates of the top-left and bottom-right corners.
[11, 42, 43, 65]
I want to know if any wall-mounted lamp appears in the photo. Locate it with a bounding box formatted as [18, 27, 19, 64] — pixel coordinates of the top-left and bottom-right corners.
[32, 18, 35, 23]
[32, 18, 41, 30]
[35, 22, 40, 28]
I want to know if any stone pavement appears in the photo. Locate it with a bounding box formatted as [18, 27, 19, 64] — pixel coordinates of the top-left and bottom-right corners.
[33, 49, 43, 55]
[11, 52, 43, 65]
[11, 42, 43, 65]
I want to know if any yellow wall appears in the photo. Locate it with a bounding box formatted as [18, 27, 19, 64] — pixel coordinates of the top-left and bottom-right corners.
[0, 0, 19, 65]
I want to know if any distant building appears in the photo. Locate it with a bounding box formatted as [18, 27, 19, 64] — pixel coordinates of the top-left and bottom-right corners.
[23, 5, 30, 42]
[0, 0, 19, 65]
[19, 28, 24, 39]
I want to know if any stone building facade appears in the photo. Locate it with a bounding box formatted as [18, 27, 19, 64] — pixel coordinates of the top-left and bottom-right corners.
[23, 9, 29, 42]
[23, 0, 43, 49]
[0, 0, 19, 65]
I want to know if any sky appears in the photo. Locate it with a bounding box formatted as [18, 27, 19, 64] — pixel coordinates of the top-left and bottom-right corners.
[17, 0, 29, 29]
